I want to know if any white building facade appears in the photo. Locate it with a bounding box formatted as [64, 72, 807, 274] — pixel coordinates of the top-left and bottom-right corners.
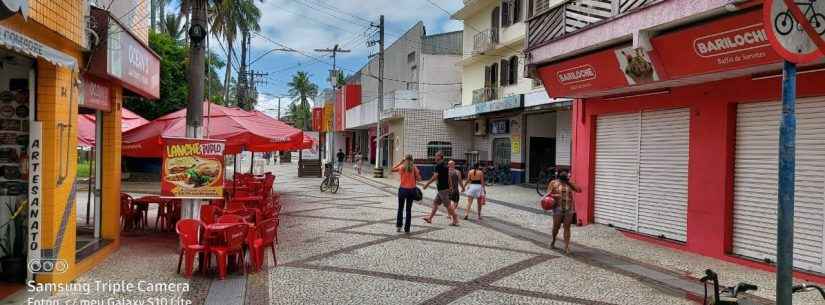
[446, 0, 572, 184]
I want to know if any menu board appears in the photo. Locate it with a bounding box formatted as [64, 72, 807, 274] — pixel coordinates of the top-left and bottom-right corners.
[161, 138, 225, 199]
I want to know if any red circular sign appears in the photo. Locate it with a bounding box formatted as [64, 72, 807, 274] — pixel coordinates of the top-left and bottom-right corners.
[764, 0, 825, 63]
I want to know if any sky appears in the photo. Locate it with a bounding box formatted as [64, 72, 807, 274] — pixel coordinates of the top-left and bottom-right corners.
[224, 0, 465, 118]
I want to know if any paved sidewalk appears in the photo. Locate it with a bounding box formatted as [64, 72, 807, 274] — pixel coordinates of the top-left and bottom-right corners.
[6, 161, 821, 305]
[342, 163, 823, 305]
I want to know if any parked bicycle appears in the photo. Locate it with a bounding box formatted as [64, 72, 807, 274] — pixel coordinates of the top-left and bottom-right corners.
[320, 163, 340, 193]
[774, 0, 825, 35]
[535, 165, 555, 196]
[483, 164, 511, 186]
[700, 269, 824, 304]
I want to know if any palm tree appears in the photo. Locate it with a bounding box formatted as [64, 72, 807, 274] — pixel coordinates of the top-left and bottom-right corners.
[159, 14, 185, 41]
[210, 0, 261, 107]
[287, 71, 318, 131]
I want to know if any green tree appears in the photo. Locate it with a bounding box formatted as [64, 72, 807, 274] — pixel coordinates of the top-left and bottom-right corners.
[125, 31, 225, 119]
[159, 14, 185, 42]
[210, 0, 261, 108]
[286, 71, 318, 130]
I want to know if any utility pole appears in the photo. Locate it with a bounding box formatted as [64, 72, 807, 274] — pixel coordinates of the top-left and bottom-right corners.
[244, 70, 268, 110]
[315, 44, 351, 165]
[183, 0, 208, 219]
[368, 15, 385, 178]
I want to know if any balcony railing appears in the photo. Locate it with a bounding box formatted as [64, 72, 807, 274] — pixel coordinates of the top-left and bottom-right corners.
[527, 0, 655, 49]
[473, 29, 499, 54]
[472, 87, 499, 104]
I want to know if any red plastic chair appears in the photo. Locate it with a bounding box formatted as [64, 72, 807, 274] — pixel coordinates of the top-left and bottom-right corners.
[208, 224, 247, 279]
[216, 214, 246, 224]
[224, 208, 258, 224]
[252, 217, 279, 271]
[176, 219, 209, 277]
[120, 194, 139, 231]
[200, 205, 223, 225]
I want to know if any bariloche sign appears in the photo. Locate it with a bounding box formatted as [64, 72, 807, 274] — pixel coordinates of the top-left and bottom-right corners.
[764, 0, 825, 63]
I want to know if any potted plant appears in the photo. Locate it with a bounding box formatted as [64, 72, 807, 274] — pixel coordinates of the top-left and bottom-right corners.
[0, 198, 27, 282]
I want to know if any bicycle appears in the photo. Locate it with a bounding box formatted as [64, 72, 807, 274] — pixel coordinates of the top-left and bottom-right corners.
[496, 165, 511, 185]
[320, 163, 340, 194]
[774, 0, 825, 35]
[536, 165, 555, 196]
[483, 164, 498, 186]
[700, 269, 825, 304]
[700, 269, 759, 305]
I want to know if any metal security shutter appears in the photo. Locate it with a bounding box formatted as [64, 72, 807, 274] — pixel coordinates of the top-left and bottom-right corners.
[733, 98, 825, 273]
[638, 108, 690, 242]
[594, 113, 640, 230]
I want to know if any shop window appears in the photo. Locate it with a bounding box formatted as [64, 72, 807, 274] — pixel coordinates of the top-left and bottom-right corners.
[427, 141, 453, 159]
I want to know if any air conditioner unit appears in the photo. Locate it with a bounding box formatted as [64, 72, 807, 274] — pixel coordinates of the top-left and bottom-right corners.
[474, 118, 488, 136]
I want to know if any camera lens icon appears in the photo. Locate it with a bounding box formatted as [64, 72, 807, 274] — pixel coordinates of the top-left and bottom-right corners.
[28, 259, 68, 274]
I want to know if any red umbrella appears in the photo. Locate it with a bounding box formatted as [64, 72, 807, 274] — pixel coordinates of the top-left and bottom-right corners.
[122, 102, 303, 157]
[78, 108, 149, 147]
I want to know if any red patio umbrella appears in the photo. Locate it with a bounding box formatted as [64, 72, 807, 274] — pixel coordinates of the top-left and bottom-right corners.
[78, 108, 149, 147]
[122, 102, 303, 157]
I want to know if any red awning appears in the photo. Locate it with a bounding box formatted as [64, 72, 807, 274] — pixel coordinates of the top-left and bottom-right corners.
[122, 102, 304, 157]
[78, 108, 149, 147]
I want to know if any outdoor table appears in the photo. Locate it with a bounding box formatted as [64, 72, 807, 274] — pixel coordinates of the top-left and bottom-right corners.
[133, 196, 179, 232]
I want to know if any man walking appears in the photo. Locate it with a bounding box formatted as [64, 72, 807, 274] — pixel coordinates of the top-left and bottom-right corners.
[336, 149, 346, 172]
[422, 152, 459, 226]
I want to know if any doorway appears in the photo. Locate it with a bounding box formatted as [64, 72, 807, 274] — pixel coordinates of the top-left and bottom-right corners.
[528, 137, 555, 183]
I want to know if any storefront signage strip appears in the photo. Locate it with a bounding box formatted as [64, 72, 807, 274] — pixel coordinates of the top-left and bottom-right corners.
[0, 26, 76, 69]
[27, 121, 42, 273]
[443, 95, 523, 119]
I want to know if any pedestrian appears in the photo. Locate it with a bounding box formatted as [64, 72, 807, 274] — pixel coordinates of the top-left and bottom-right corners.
[354, 151, 363, 175]
[391, 155, 420, 233]
[462, 163, 486, 220]
[264, 152, 271, 165]
[447, 160, 463, 224]
[547, 169, 581, 255]
[422, 152, 459, 226]
[336, 149, 345, 172]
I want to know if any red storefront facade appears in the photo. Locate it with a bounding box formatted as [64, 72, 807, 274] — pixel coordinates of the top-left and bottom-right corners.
[530, 3, 825, 281]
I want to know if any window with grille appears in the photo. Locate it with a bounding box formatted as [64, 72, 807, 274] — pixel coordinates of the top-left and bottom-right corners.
[427, 141, 453, 159]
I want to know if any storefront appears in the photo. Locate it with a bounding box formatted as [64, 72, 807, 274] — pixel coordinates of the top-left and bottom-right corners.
[0, 2, 158, 285]
[533, 7, 825, 277]
[444, 94, 526, 184]
[523, 91, 572, 183]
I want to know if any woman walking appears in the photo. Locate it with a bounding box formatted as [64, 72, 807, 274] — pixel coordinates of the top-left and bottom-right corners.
[462, 163, 486, 220]
[547, 170, 581, 254]
[392, 155, 420, 233]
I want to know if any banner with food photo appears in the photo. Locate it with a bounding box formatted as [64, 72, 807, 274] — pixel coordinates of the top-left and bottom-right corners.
[161, 138, 225, 199]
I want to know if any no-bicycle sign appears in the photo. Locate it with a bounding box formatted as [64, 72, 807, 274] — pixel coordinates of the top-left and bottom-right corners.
[764, 0, 825, 63]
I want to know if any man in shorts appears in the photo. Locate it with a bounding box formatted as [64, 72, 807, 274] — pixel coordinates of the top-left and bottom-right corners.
[422, 152, 459, 226]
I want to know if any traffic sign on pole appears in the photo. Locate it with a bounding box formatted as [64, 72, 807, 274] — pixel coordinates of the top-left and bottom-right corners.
[764, 0, 825, 63]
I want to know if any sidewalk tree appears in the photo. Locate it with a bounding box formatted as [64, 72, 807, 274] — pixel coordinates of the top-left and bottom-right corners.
[125, 31, 225, 120]
[209, 0, 261, 108]
[287, 71, 318, 130]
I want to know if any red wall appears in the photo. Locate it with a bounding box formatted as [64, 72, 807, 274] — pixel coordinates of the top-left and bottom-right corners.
[344, 84, 361, 110]
[567, 69, 825, 277]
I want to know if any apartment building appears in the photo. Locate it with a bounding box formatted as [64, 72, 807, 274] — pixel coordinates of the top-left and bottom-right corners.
[526, 0, 825, 279]
[341, 22, 469, 177]
[447, 0, 571, 185]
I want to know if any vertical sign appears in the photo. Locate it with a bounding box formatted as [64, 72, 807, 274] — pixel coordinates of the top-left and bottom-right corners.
[161, 138, 225, 199]
[26, 121, 41, 276]
[302, 132, 320, 160]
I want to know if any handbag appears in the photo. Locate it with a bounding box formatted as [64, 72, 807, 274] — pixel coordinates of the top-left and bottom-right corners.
[478, 195, 486, 205]
[413, 187, 423, 201]
[540, 194, 555, 211]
